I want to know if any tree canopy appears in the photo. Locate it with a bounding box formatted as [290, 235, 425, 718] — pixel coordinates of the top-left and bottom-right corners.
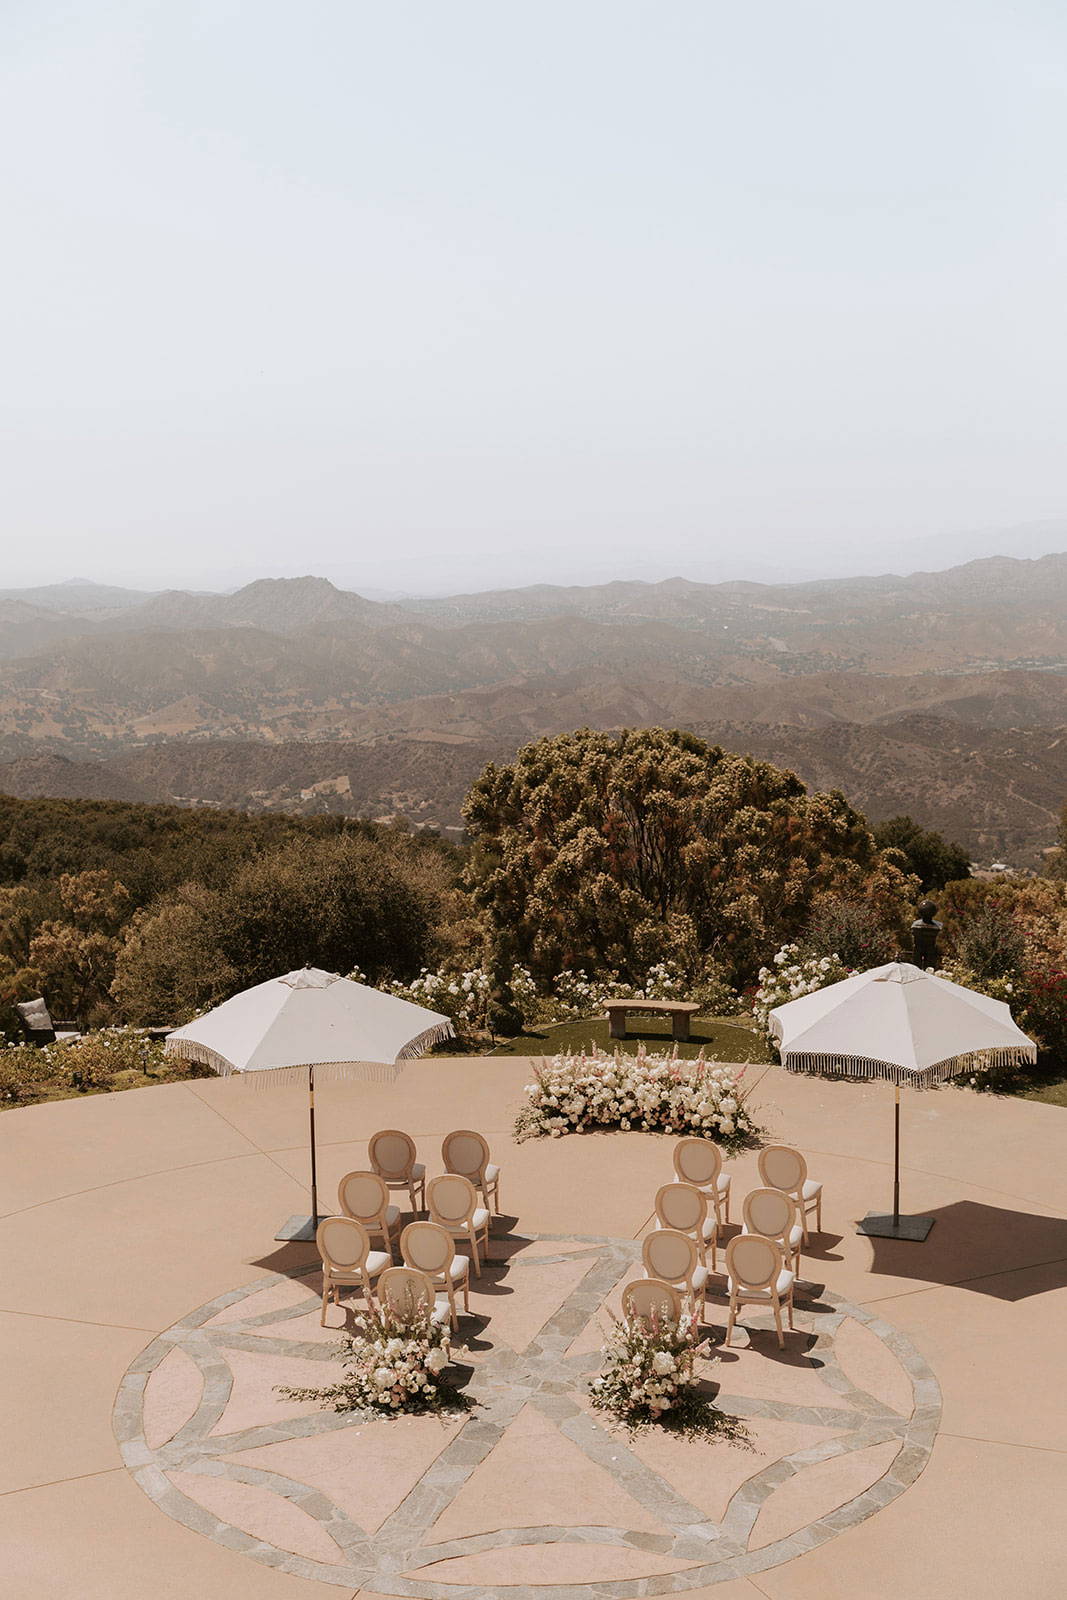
[463, 727, 917, 983]
[871, 815, 971, 891]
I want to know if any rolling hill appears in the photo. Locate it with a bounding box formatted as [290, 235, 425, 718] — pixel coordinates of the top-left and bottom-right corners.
[0, 554, 1063, 863]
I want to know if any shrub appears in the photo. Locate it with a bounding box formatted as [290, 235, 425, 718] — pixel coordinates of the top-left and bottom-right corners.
[752, 946, 851, 1040]
[803, 894, 898, 971]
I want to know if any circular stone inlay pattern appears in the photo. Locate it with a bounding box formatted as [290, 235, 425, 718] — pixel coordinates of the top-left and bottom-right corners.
[114, 1233, 941, 1596]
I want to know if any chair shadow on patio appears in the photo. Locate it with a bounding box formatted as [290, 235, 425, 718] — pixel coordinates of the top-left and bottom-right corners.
[863, 1200, 1067, 1299]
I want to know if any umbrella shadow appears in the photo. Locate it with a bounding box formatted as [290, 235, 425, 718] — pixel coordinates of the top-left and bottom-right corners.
[863, 1200, 1067, 1299]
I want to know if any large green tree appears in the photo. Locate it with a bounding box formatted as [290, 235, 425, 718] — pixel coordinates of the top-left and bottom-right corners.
[871, 815, 971, 891]
[463, 727, 917, 983]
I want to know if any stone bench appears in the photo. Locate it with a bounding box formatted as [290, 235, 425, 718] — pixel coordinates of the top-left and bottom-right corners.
[603, 998, 700, 1042]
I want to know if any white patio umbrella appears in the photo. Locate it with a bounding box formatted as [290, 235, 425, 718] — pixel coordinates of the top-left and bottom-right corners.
[165, 968, 454, 1241]
[769, 961, 1036, 1241]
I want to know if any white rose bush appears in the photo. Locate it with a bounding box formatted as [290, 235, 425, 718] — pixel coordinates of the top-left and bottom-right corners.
[752, 944, 851, 1043]
[276, 1301, 462, 1417]
[513, 1044, 759, 1151]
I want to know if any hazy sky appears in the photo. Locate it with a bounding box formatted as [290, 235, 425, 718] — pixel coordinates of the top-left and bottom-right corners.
[3, 2, 1066, 594]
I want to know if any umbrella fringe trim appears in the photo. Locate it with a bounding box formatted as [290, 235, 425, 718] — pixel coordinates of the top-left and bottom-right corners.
[396, 1020, 455, 1060]
[783, 1045, 1037, 1091]
[162, 1038, 402, 1086]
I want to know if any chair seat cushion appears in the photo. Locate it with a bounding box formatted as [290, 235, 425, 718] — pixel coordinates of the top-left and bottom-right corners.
[471, 1207, 491, 1231]
[383, 1204, 401, 1227]
[484, 1163, 500, 1182]
[412, 1162, 426, 1179]
[717, 1173, 731, 1195]
[691, 1263, 709, 1292]
[701, 1218, 716, 1245]
[801, 1179, 821, 1201]
[444, 1256, 469, 1283]
[727, 1268, 794, 1298]
[366, 1251, 391, 1275]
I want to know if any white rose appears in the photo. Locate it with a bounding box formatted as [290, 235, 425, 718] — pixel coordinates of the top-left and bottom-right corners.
[373, 1367, 394, 1388]
[425, 1347, 448, 1374]
[652, 1350, 676, 1375]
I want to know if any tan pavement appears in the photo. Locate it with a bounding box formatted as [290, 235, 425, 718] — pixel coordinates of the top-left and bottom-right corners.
[1, 1056, 1064, 1599]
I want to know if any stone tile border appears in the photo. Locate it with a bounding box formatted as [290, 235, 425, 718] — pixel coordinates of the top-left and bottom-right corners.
[114, 1230, 941, 1596]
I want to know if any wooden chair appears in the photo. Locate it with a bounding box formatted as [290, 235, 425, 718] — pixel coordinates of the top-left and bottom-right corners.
[400, 1221, 470, 1329]
[442, 1129, 501, 1214]
[741, 1187, 803, 1275]
[621, 1277, 684, 1327]
[673, 1137, 731, 1225]
[641, 1228, 708, 1317]
[758, 1145, 823, 1241]
[337, 1170, 401, 1260]
[377, 1265, 450, 1329]
[369, 1129, 426, 1213]
[724, 1234, 795, 1350]
[653, 1182, 718, 1270]
[316, 1216, 390, 1326]
[427, 1174, 491, 1277]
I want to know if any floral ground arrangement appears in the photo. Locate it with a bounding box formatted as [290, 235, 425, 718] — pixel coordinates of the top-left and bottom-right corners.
[514, 1045, 760, 1151]
[0, 1031, 210, 1107]
[590, 1305, 742, 1442]
[277, 1301, 464, 1417]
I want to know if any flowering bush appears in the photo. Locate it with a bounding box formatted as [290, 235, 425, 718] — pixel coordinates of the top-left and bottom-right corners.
[276, 1300, 459, 1416]
[514, 1045, 759, 1151]
[0, 1029, 202, 1105]
[752, 945, 851, 1041]
[938, 960, 1067, 1087]
[353, 963, 539, 1036]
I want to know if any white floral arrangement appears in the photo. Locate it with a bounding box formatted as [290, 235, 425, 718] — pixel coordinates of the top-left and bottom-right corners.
[276, 1301, 457, 1416]
[514, 1044, 758, 1152]
[751, 944, 851, 1041]
[590, 1305, 719, 1434]
[350, 963, 539, 1034]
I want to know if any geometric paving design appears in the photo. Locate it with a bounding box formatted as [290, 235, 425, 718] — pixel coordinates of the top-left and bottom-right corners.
[114, 1233, 941, 1596]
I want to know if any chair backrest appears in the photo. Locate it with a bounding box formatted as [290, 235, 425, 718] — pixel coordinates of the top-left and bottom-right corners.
[338, 1170, 390, 1225]
[621, 1277, 683, 1325]
[428, 1173, 476, 1227]
[642, 1227, 700, 1286]
[400, 1221, 456, 1276]
[442, 1129, 490, 1182]
[655, 1182, 708, 1235]
[759, 1145, 807, 1194]
[726, 1232, 783, 1290]
[743, 1186, 796, 1241]
[378, 1265, 436, 1320]
[369, 1129, 417, 1181]
[317, 1215, 370, 1273]
[16, 997, 55, 1043]
[673, 1137, 722, 1187]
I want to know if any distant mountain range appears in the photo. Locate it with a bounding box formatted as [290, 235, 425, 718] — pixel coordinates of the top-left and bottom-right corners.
[0, 553, 1065, 864]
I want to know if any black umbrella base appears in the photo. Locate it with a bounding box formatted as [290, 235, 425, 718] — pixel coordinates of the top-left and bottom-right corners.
[274, 1213, 333, 1243]
[858, 1211, 935, 1242]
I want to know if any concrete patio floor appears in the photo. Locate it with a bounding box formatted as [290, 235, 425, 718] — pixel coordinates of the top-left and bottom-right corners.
[2, 1057, 1065, 1599]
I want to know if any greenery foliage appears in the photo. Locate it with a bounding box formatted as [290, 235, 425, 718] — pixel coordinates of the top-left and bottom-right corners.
[872, 815, 971, 891]
[464, 728, 918, 987]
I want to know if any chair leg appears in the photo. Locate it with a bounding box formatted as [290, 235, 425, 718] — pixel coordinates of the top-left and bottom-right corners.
[787, 1292, 794, 1331]
[724, 1297, 737, 1347]
[462, 1274, 470, 1313]
[469, 1229, 481, 1278]
[816, 1194, 822, 1233]
[321, 1282, 330, 1326]
[772, 1296, 784, 1349]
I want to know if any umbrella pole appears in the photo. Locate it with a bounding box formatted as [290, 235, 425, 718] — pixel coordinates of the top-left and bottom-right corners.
[309, 1064, 319, 1230]
[273, 1064, 324, 1243]
[893, 1083, 900, 1229]
[858, 1078, 934, 1242]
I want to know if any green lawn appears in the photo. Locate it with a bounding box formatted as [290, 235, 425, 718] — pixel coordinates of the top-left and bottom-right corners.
[489, 1014, 775, 1064]
[1021, 1076, 1067, 1109]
